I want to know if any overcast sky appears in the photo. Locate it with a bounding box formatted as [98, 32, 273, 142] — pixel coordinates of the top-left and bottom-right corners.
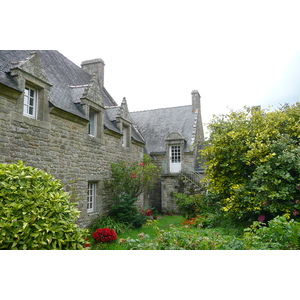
[4, 0, 300, 136]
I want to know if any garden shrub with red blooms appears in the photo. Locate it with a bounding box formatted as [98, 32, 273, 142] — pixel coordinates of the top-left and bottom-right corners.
[141, 208, 152, 216]
[92, 228, 118, 243]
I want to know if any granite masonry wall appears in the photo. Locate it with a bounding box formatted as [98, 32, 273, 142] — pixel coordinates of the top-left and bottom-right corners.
[0, 94, 144, 227]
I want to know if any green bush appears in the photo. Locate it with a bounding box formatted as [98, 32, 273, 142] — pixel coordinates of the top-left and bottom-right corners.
[200, 104, 300, 221]
[174, 192, 223, 228]
[0, 161, 88, 250]
[105, 155, 160, 202]
[243, 216, 300, 250]
[90, 216, 129, 234]
[108, 194, 146, 229]
[123, 222, 245, 250]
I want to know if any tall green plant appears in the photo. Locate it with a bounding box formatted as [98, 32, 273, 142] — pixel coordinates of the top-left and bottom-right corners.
[200, 104, 300, 221]
[105, 155, 160, 202]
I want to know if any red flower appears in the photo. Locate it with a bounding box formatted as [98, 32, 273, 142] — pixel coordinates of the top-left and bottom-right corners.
[141, 209, 152, 216]
[258, 215, 266, 222]
[92, 228, 118, 243]
[131, 174, 137, 178]
[293, 209, 299, 216]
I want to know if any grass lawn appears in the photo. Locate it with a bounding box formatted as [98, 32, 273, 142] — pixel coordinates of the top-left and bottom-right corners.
[90, 215, 184, 250]
[89, 215, 245, 250]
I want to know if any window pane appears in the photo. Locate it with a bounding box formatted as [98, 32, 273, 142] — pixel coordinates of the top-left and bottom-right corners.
[23, 104, 28, 114]
[89, 111, 95, 136]
[87, 183, 95, 212]
[24, 95, 29, 105]
[23, 87, 36, 118]
[171, 146, 181, 163]
[30, 89, 35, 98]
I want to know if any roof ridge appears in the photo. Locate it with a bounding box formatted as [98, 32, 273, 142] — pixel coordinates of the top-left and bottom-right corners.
[131, 104, 192, 113]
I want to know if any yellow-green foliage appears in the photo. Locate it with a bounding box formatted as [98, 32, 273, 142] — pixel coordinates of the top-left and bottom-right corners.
[200, 104, 300, 220]
[0, 161, 88, 250]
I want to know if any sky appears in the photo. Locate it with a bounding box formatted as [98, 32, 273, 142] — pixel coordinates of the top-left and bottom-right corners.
[3, 0, 300, 136]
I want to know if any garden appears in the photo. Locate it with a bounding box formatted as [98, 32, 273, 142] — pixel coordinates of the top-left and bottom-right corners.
[88, 103, 300, 250]
[1, 103, 300, 250]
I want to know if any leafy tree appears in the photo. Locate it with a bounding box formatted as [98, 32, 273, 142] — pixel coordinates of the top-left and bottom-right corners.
[200, 104, 300, 222]
[105, 154, 160, 202]
[104, 155, 160, 228]
[0, 161, 88, 249]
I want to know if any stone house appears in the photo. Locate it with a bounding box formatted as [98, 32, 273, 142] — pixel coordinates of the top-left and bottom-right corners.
[131, 91, 205, 213]
[0, 50, 204, 226]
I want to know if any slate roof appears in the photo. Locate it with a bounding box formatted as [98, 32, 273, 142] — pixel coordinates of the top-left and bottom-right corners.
[130, 105, 197, 154]
[0, 50, 145, 144]
[0, 50, 119, 116]
[105, 106, 146, 144]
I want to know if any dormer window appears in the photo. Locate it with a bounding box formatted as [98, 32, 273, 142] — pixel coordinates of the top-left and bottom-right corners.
[88, 109, 96, 137]
[23, 86, 38, 118]
[122, 125, 130, 147]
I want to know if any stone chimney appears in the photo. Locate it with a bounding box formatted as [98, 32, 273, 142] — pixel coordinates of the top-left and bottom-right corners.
[81, 58, 105, 87]
[191, 90, 200, 112]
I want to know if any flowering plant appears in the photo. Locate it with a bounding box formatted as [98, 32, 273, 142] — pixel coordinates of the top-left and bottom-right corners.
[92, 228, 118, 243]
[141, 208, 153, 216]
[83, 237, 91, 249]
[104, 155, 160, 202]
[257, 214, 266, 222]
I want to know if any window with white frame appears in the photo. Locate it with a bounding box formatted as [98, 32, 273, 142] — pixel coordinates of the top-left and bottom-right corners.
[122, 126, 129, 147]
[88, 110, 96, 137]
[87, 182, 96, 213]
[171, 145, 181, 163]
[169, 145, 182, 173]
[23, 86, 38, 118]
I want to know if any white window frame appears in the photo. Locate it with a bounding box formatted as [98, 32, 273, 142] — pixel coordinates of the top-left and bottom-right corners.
[169, 145, 182, 173]
[87, 182, 96, 213]
[23, 86, 38, 118]
[171, 145, 181, 163]
[122, 126, 129, 147]
[88, 110, 97, 137]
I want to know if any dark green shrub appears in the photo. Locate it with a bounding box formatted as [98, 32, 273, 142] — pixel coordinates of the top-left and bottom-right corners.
[174, 193, 200, 219]
[90, 216, 129, 234]
[0, 161, 88, 250]
[108, 194, 146, 229]
[243, 216, 300, 250]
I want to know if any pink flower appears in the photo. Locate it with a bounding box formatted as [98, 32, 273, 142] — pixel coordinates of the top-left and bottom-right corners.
[258, 215, 266, 222]
[131, 174, 137, 178]
[139, 163, 144, 166]
[292, 209, 299, 216]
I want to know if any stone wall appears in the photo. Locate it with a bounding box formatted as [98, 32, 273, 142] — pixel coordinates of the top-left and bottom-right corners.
[145, 151, 197, 213]
[0, 94, 144, 227]
[161, 175, 181, 214]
